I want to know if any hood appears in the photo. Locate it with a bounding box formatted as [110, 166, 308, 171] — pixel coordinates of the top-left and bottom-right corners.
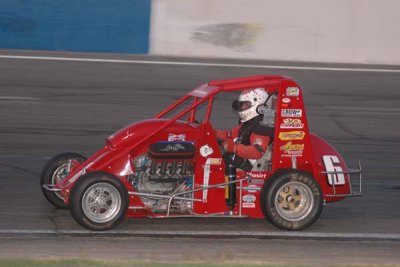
[106, 119, 199, 150]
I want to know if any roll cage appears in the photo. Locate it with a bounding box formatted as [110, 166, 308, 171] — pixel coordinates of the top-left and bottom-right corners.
[122, 75, 292, 154]
[156, 75, 288, 121]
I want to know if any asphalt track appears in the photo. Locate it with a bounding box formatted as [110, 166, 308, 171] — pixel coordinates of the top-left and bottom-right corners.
[0, 50, 400, 264]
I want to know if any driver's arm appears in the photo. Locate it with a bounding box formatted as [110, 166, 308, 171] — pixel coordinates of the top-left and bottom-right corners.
[215, 129, 231, 142]
[217, 125, 270, 159]
[225, 133, 270, 159]
[215, 125, 241, 143]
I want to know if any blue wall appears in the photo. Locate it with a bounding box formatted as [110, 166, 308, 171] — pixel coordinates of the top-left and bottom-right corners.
[0, 0, 151, 53]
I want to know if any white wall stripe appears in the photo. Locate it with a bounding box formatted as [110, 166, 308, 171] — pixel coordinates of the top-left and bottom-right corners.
[1, 54, 400, 73]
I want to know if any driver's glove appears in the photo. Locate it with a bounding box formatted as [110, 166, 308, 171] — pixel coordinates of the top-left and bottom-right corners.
[223, 139, 235, 153]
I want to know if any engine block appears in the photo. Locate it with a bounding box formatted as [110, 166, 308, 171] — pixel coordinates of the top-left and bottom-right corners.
[128, 142, 196, 213]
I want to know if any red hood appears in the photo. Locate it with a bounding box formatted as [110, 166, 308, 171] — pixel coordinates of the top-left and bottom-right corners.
[106, 119, 199, 149]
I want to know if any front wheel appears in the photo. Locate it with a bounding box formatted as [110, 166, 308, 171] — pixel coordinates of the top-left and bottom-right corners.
[69, 171, 129, 231]
[260, 171, 323, 230]
[40, 152, 86, 208]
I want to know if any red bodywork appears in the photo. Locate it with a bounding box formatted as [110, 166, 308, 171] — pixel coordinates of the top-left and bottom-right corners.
[57, 75, 357, 218]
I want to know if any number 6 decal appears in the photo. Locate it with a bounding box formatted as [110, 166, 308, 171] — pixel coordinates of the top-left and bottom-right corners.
[323, 155, 345, 185]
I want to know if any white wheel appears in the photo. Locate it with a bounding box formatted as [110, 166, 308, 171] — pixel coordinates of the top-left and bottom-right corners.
[81, 183, 122, 223]
[69, 171, 128, 231]
[274, 181, 314, 222]
[261, 171, 323, 230]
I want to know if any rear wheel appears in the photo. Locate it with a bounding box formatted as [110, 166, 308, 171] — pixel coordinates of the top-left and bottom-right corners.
[260, 171, 323, 230]
[69, 171, 129, 231]
[40, 152, 86, 208]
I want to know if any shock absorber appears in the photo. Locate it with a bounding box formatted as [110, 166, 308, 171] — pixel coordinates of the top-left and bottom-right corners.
[227, 154, 237, 211]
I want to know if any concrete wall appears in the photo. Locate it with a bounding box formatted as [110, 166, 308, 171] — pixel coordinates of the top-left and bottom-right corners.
[1, 0, 399, 64]
[0, 0, 151, 53]
[150, 0, 400, 65]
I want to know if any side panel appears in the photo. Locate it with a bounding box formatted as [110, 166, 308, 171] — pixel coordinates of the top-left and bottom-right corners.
[272, 80, 314, 174]
[234, 171, 271, 218]
[192, 123, 267, 218]
[191, 123, 227, 214]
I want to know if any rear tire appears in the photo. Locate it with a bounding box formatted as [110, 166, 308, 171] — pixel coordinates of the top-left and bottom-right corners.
[69, 171, 129, 231]
[40, 152, 86, 209]
[260, 170, 323, 230]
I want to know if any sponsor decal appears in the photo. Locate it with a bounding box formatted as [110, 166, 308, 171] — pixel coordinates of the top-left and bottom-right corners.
[282, 98, 291, 103]
[282, 103, 289, 109]
[242, 203, 256, 208]
[242, 194, 256, 203]
[286, 87, 300, 97]
[160, 144, 185, 152]
[246, 184, 260, 193]
[280, 118, 304, 129]
[203, 163, 210, 202]
[250, 179, 265, 184]
[200, 144, 213, 157]
[281, 109, 302, 117]
[206, 158, 222, 165]
[168, 134, 186, 142]
[278, 131, 305, 141]
[247, 172, 267, 179]
[323, 155, 345, 185]
[280, 142, 304, 157]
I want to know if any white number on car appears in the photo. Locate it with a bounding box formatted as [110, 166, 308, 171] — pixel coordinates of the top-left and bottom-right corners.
[323, 155, 345, 185]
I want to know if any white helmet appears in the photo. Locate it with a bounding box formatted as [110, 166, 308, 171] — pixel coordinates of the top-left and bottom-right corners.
[233, 88, 269, 122]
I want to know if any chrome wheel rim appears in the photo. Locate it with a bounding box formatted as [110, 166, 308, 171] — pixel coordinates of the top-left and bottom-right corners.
[82, 183, 121, 223]
[274, 181, 314, 222]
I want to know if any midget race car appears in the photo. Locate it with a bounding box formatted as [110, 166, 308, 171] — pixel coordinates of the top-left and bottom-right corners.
[41, 75, 361, 231]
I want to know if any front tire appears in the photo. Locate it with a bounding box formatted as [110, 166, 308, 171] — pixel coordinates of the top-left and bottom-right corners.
[69, 171, 129, 231]
[260, 170, 323, 230]
[40, 152, 86, 208]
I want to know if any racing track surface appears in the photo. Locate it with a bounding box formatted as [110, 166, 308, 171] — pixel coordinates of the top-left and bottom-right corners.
[0, 50, 400, 264]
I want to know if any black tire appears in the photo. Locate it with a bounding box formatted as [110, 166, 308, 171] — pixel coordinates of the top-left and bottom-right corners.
[40, 152, 86, 209]
[69, 171, 129, 231]
[260, 170, 323, 230]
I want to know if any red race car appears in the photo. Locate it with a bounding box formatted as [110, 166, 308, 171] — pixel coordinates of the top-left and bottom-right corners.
[41, 75, 361, 231]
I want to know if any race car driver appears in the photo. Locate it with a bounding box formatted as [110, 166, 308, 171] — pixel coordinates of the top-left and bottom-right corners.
[216, 88, 275, 172]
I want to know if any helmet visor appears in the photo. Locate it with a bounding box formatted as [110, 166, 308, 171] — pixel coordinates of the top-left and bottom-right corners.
[232, 100, 252, 111]
[238, 101, 252, 111]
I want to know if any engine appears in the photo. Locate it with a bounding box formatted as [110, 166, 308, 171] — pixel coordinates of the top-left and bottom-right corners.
[128, 142, 195, 213]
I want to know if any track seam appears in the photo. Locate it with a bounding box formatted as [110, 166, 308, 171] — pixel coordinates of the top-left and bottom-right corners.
[1, 230, 399, 241]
